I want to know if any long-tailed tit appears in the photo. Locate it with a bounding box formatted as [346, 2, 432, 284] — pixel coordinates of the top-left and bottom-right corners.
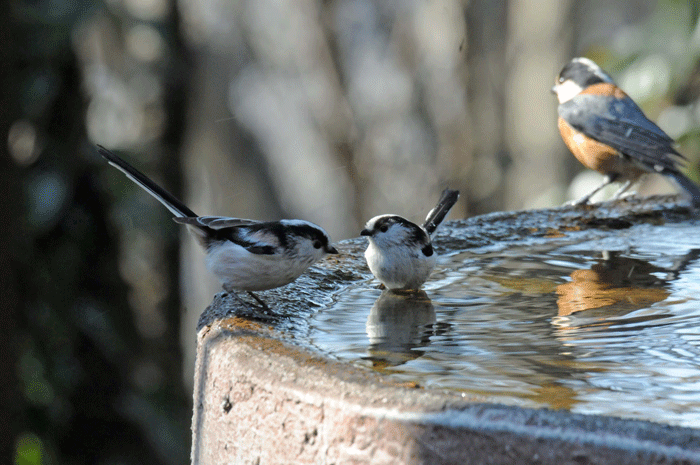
[361, 188, 459, 291]
[97, 146, 338, 307]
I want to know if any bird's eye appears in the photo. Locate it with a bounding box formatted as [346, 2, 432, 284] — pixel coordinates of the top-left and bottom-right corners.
[312, 240, 322, 249]
[379, 225, 389, 233]
[558, 76, 565, 83]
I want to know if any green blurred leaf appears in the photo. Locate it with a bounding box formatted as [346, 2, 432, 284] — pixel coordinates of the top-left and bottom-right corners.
[14, 434, 43, 465]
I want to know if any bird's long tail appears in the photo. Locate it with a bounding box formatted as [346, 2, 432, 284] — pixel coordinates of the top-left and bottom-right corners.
[667, 170, 700, 208]
[97, 145, 197, 218]
[422, 188, 460, 236]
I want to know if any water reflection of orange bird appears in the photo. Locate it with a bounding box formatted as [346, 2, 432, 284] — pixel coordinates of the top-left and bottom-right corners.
[556, 251, 670, 317]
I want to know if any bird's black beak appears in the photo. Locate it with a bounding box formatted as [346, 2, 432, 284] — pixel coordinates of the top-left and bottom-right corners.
[360, 229, 372, 237]
[326, 245, 339, 254]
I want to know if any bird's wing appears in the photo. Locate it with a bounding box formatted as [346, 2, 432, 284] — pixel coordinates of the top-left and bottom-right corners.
[560, 94, 684, 172]
[174, 217, 280, 255]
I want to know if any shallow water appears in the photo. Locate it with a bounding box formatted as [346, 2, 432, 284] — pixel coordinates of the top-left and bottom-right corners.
[307, 221, 700, 428]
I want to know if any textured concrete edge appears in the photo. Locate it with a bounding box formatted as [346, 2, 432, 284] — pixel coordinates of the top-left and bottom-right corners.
[393, 409, 700, 462]
[191, 317, 700, 464]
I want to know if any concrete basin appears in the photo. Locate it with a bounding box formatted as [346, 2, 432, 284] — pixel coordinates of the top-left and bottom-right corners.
[191, 195, 700, 464]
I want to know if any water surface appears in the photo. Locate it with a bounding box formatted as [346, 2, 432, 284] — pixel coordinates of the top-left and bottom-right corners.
[307, 221, 700, 428]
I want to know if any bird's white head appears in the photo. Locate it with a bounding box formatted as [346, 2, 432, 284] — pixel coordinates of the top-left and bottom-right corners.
[552, 57, 614, 104]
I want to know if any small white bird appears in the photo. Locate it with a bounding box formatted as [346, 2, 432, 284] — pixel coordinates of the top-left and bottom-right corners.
[97, 146, 338, 307]
[361, 188, 459, 291]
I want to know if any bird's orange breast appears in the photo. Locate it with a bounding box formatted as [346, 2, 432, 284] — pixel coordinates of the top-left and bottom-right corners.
[557, 117, 621, 173]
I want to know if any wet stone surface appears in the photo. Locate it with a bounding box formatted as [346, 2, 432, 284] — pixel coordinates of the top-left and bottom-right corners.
[198, 195, 700, 428]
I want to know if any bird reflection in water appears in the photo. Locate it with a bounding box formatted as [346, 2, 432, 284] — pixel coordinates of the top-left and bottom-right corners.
[365, 290, 436, 370]
[554, 250, 674, 329]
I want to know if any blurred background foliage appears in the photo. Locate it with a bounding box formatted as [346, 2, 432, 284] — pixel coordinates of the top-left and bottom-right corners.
[4, 0, 700, 463]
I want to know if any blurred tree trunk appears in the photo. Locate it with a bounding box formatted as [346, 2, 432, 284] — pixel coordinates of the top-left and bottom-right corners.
[465, 0, 509, 214]
[504, 0, 574, 208]
[6, 1, 193, 462]
[179, 49, 265, 386]
[0, 1, 21, 461]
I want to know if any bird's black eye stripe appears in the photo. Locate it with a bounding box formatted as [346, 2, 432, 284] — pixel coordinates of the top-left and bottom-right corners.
[283, 223, 332, 251]
[379, 224, 389, 233]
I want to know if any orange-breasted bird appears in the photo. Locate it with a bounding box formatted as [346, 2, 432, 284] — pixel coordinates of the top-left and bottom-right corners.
[552, 57, 700, 206]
